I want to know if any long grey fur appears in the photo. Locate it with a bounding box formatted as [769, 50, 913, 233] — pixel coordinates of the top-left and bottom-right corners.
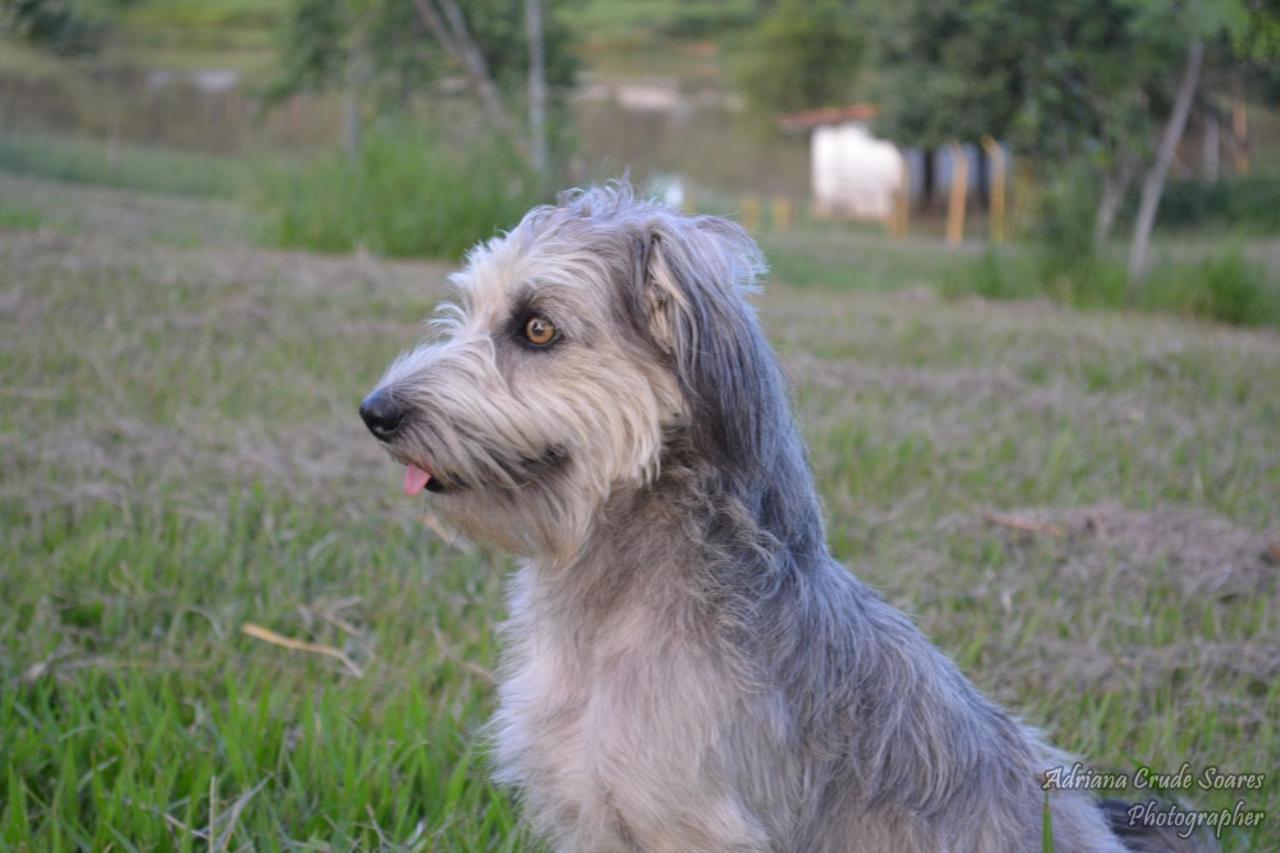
[364, 182, 1211, 852]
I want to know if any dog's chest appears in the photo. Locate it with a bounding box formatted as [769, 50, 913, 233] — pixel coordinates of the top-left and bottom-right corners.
[493, 583, 744, 846]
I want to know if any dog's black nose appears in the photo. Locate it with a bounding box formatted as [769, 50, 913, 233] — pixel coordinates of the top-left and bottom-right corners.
[360, 389, 404, 441]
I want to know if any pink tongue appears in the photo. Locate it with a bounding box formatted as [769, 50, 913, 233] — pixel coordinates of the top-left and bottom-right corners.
[403, 464, 431, 496]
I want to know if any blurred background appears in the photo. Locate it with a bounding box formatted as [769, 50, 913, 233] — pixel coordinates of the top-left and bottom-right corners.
[2, 0, 1279, 309]
[2, 1, 1278, 849]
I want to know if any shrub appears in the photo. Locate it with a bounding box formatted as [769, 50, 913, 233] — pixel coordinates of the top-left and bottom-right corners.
[1146, 177, 1280, 234]
[944, 246, 1280, 329]
[258, 123, 542, 259]
[942, 249, 1026, 300]
[1168, 251, 1278, 327]
[939, 165, 1280, 329]
[1032, 165, 1099, 268]
[0, 206, 42, 230]
[1042, 257, 1129, 309]
[6, 0, 107, 56]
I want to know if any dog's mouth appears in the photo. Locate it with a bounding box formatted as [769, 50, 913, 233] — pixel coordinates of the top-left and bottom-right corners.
[402, 459, 468, 495]
[395, 446, 566, 498]
[403, 463, 444, 496]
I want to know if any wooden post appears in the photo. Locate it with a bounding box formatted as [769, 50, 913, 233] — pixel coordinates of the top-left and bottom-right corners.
[946, 143, 968, 249]
[742, 195, 762, 231]
[1232, 95, 1249, 176]
[525, 0, 548, 177]
[1203, 111, 1220, 181]
[771, 197, 793, 233]
[889, 151, 910, 238]
[981, 135, 1006, 243]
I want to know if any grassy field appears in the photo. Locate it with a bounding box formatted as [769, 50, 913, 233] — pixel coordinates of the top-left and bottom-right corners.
[1, 175, 1278, 849]
[0, 134, 249, 200]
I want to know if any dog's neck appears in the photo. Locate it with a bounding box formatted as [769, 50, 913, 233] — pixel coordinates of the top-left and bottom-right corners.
[526, 432, 829, 632]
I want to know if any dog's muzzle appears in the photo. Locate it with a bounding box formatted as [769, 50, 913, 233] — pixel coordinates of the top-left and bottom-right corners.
[359, 388, 404, 442]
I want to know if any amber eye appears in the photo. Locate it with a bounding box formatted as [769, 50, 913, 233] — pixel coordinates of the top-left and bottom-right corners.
[524, 315, 557, 347]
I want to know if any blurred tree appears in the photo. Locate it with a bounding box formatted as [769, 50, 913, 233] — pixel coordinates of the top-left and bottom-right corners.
[733, 0, 865, 118]
[526, 0, 548, 175]
[867, 0, 1263, 279]
[271, 0, 408, 158]
[270, 0, 576, 169]
[1127, 34, 1205, 281]
[0, 0, 135, 55]
[867, 0, 1025, 149]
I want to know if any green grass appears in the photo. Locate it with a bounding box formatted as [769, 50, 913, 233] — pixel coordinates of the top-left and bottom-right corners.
[941, 245, 1280, 329]
[0, 131, 249, 199]
[2, 178, 1278, 847]
[1043, 791, 1055, 853]
[0, 171, 253, 248]
[257, 122, 543, 260]
[575, 0, 757, 39]
[2, 498, 524, 849]
[0, 205, 43, 231]
[120, 0, 288, 31]
[761, 226, 960, 292]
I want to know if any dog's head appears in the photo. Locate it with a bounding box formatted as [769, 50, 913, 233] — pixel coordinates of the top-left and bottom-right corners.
[361, 182, 779, 559]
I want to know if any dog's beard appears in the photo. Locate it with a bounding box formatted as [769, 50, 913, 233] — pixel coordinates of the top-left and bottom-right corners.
[382, 420, 590, 555]
[423, 460, 605, 561]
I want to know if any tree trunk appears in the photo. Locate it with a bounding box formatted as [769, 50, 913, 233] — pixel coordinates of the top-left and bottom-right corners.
[1203, 110, 1220, 180]
[1231, 89, 1249, 175]
[1094, 156, 1136, 249]
[412, 0, 524, 156]
[342, 43, 370, 160]
[1128, 39, 1204, 283]
[525, 0, 548, 177]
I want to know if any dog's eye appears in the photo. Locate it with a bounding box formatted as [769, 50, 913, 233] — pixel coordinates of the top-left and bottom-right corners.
[523, 315, 558, 347]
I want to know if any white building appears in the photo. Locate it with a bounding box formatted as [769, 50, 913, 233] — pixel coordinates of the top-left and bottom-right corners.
[779, 105, 1010, 223]
[811, 117, 904, 219]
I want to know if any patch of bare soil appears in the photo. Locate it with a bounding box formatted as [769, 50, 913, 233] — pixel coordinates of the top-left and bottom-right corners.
[1035, 636, 1280, 700]
[982, 503, 1278, 600]
[950, 505, 1279, 699]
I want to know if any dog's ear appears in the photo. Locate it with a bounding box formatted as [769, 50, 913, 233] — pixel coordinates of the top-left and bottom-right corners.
[638, 216, 779, 472]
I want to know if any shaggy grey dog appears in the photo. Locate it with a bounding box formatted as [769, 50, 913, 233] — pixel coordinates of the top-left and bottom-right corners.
[360, 183, 1204, 852]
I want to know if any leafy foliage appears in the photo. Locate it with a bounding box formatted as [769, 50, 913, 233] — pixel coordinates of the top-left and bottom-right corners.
[1148, 176, 1280, 232]
[733, 0, 864, 117]
[270, 0, 578, 109]
[865, 0, 1231, 154]
[462, 0, 577, 93]
[865, 0, 1273, 281]
[867, 0, 1026, 148]
[270, 0, 352, 98]
[0, 0, 117, 55]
